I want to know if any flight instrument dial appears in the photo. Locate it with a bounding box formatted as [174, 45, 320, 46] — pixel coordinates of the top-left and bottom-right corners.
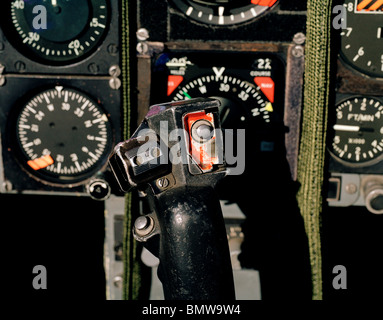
[329, 96, 383, 166]
[340, 0, 383, 78]
[170, 0, 278, 26]
[3, 0, 109, 65]
[13, 86, 113, 186]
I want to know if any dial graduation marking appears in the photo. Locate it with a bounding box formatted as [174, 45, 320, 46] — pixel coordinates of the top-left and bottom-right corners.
[171, 74, 271, 125]
[171, 0, 277, 26]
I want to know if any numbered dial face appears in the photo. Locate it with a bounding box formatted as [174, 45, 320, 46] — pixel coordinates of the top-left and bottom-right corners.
[170, 0, 278, 26]
[330, 97, 383, 166]
[5, 0, 109, 64]
[171, 75, 271, 129]
[340, 0, 383, 78]
[152, 52, 285, 154]
[14, 87, 113, 185]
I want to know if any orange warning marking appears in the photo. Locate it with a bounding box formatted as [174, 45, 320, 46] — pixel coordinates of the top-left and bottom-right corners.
[254, 77, 275, 103]
[27, 154, 54, 171]
[167, 75, 184, 96]
[252, 0, 277, 7]
[357, 0, 373, 11]
[368, 0, 383, 11]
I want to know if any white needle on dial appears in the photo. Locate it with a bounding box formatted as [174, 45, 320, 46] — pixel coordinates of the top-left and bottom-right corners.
[333, 124, 360, 132]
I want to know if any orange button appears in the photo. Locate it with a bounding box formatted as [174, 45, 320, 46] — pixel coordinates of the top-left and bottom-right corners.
[167, 75, 183, 96]
[254, 77, 275, 103]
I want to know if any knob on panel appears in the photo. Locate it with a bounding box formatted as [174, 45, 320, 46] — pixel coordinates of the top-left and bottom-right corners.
[364, 181, 383, 215]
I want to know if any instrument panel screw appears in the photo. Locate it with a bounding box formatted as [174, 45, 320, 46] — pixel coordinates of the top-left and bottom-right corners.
[109, 77, 121, 90]
[157, 177, 169, 189]
[292, 45, 304, 58]
[293, 32, 306, 45]
[136, 28, 149, 41]
[107, 44, 119, 56]
[109, 65, 121, 77]
[88, 63, 99, 74]
[15, 61, 26, 72]
[113, 275, 123, 288]
[345, 183, 357, 195]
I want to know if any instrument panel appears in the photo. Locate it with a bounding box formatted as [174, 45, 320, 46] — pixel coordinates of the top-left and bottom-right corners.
[0, 0, 381, 301]
[0, 0, 122, 197]
[3, 0, 110, 65]
[327, 0, 383, 214]
[151, 51, 285, 153]
[135, 0, 311, 300]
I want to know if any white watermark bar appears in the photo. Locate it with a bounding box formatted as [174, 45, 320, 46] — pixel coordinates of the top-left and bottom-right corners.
[134, 122, 246, 176]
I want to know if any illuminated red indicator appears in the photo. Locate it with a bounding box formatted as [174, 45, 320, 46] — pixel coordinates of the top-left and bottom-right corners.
[254, 77, 275, 103]
[27, 154, 54, 171]
[167, 75, 184, 96]
[251, 0, 278, 6]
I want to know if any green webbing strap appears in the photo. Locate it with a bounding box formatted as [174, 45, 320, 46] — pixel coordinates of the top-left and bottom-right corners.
[121, 0, 142, 300]
[297, 0, 333, 300]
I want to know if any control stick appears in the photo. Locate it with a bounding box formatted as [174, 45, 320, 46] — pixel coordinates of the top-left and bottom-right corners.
[109, 98, 235, 300]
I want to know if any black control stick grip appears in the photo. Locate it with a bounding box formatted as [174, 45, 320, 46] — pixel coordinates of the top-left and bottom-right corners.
[152, 186, 235, 300]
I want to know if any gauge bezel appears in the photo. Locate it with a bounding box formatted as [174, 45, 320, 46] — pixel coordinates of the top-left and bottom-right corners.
[9, 85, 114, 187]
[328, 95, 383, 168]
[0, 0, 111, 66]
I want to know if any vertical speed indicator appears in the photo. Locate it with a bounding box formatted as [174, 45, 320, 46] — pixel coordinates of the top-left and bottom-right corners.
[13, 86, 113, 186]
[329, 96, 383, 166]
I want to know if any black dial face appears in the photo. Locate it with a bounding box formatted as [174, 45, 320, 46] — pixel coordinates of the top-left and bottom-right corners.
[152, 51, 285, 152]
[3, 0, 109, 65]
[171, 74, 272, 129]
[170, 0, 278, 26]
[13, 86, 113, 185]
[340, 0, 383, 78]
[329, 96, 383, 166]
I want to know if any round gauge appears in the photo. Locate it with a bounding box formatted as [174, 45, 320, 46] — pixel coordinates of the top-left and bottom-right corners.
[170, 74, 273, 129]
[13, 86, 113, 186]
[3, 0, 109, 65]
[170, 0, 278, 26]
[340, 0, 383, 78]
[329, 96, 383, 166]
